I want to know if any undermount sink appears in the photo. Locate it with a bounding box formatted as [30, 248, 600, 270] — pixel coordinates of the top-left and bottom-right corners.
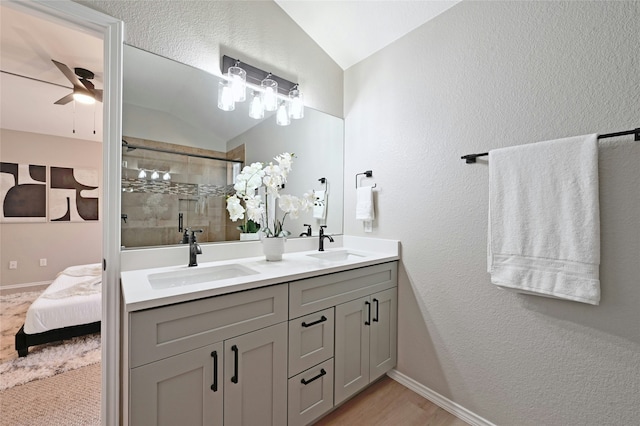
[306, 249, 367, 262]
[148, 264, 259, 289]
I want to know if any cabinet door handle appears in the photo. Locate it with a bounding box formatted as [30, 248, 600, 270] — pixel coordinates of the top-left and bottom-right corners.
[365, 301, 371, 326]
[301, 315, 327, 328]
[301, 368, 326, 385]
[373, 298, 379, 323]
[231, 345, 239, 384]
[210, 351, 218, 391]
[178, 213, 183, 232]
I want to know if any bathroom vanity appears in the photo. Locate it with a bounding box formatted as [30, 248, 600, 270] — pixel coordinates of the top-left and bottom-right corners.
[120, 237, 399, 425]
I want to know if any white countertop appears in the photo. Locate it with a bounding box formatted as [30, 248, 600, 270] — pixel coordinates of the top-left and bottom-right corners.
[121, 236, 399, 312]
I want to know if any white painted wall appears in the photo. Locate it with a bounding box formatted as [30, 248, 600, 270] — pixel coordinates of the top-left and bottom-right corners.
[0, 129, 103, 287]
[344, 2, 640, 425]
[76, 0, 343, 118]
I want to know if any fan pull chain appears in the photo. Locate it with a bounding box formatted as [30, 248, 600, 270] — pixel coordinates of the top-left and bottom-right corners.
[93, 102, 96, 135]
[72, 100, 76, 134]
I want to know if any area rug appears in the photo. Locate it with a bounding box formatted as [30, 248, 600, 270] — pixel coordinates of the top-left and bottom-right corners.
[0, 291, 101, 391]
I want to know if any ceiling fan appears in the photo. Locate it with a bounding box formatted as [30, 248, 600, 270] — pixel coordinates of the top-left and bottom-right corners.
[51, 59, 103, 105]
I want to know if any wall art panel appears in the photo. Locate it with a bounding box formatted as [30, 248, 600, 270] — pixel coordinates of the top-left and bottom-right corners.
[50, 167, 99, 222]
[0, 162, 47, 222]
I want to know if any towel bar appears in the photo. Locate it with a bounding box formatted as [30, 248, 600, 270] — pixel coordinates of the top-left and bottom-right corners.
[461, 127, 640, 163]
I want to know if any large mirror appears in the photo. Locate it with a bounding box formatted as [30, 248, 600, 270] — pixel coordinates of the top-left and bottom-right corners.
[121, 45, 344, 248]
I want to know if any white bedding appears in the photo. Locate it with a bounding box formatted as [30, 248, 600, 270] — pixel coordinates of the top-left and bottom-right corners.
[24, 263, 102, 334]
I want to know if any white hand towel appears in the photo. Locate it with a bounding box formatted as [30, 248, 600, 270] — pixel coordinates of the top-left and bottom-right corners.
[313, 190, 327, 219]
[356, 186, 374, 232]
[488, 134, 600, 305]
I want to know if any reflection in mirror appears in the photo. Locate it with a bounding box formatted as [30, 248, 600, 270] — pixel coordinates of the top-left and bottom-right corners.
[121, 45, 344, 249]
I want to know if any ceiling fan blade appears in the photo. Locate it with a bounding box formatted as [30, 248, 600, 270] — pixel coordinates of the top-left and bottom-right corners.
[51, 59, 83, 88]
[54, 93, 74, 105]
[93, 89, 103, 103]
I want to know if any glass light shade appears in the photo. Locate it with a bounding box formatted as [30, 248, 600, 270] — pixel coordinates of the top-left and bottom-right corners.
[248, 91, 264, 119]
[73, 87, 95, 105]
[137, 169, 147, 179]
[151, 171, 159, 180]
[162, 172, 171, 181]
[261, 78, 278, 112]
[228, 65, 246, 102]
[217, 81, 235, 111]
[276, 101, 290, 126]
[288, 89, 304, 119]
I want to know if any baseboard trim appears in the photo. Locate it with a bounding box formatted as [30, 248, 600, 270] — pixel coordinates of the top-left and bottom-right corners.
[1, 281, 51, 294]
[387, 369, 496, 426]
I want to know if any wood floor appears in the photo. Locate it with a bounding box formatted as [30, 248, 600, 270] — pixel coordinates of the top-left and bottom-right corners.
[314, 376, 469, 426]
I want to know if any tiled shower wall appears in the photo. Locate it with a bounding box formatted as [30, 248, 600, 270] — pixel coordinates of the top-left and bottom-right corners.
[121, 137, 243, 248]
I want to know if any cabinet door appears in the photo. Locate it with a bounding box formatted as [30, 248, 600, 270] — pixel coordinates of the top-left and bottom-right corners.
[224, 322, 288, 426]
[334, 296, 370, 405]
[130, 342, 223, 426]
[369, 288, 397, 381]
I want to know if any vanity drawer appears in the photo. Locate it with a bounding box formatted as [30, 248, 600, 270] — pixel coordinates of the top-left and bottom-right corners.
[130, 283, 288, 367]
[288, 358, 334, 426]
[288, 307, 334, 377]
[289, 262, 397, 318]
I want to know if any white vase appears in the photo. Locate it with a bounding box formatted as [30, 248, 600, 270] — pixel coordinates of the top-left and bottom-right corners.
[262, 237, 285, 261]
[239, 232, 260, 241]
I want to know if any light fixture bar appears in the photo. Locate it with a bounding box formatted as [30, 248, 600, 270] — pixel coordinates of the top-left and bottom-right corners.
[221, 55, 297, 96]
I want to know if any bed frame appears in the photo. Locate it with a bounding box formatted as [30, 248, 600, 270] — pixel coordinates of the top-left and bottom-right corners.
[15, 322, 101, 357]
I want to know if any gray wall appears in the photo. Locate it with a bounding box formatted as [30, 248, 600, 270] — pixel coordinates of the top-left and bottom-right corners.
[343, 2, 640, 425]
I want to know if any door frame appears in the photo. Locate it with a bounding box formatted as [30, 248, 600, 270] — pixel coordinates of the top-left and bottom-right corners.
[4, 1, 123, 424]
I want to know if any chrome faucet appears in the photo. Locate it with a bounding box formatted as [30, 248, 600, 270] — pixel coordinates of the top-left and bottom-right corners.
[188, 229, 203, 267]
[318, 225, 334, 251]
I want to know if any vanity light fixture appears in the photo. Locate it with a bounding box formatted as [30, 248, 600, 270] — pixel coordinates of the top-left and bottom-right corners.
[276, 101, 290, 126]
[162, 172, 171, 181]
[219, 55, 303, 124]
[261, 76, 278, 112]
[137, 169, 147, 179]
[217, 80, 235, 111]
[228, 60, 247, 102]
[249, 91, 265, 119]
[288, 86, 304, 119]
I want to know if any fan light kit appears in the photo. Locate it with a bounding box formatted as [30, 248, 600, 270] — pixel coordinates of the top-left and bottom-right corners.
[218, 55, 303, 126]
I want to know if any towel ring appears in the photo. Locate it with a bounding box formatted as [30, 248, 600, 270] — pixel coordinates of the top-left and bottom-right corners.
[356, 170, 377, 189]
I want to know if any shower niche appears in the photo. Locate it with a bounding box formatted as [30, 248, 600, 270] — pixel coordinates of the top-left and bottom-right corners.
[121, 137, 243, 248]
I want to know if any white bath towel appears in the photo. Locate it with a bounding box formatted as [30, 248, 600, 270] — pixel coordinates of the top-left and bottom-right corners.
[356, 186, 374, 232]
[488, 134, 600, 305]
[313, 190, 327, 219]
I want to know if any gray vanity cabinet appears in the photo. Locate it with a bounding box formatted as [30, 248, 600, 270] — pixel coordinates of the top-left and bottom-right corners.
[334, 287, 397, 405]
[127, 261, 397, 426]
[128, 284, 288, 426]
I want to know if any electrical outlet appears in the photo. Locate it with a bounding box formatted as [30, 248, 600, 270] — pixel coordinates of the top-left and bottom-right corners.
[9, 261, 17, 269]
[40, 258, 47, 267]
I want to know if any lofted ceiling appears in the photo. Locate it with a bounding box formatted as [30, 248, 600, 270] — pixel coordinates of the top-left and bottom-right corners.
[0, 1, 459, 143]
[274, 0, 461, 70]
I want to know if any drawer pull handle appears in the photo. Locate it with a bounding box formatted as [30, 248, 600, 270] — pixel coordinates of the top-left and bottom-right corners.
[301, 315, 327, 328]
[231, 345, 239, 384]
[301, 368, 326, 385]
[211, 351, 218, 391]
[373, 298, 379, 323]
[365, 301, 371, 326]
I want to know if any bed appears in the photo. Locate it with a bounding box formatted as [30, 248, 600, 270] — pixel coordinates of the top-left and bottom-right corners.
[15, 263, 102, 357]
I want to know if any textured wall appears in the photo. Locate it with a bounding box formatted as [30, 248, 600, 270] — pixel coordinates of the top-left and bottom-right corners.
[1, 129, 103, 287]
[76, 0, 343, 118]
[344, 1, 640, 425]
